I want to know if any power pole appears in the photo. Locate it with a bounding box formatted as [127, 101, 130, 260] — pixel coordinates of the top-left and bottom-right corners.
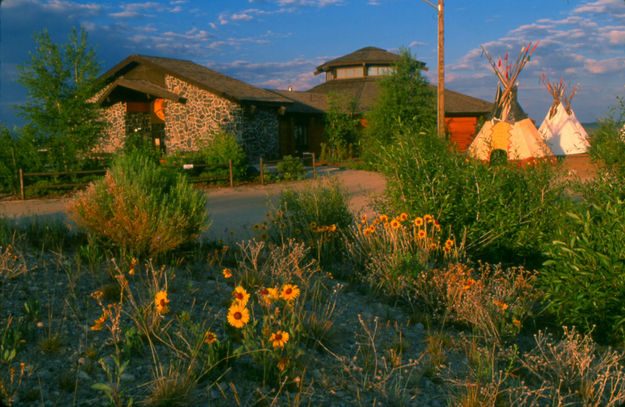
[422, 0, 445, 138]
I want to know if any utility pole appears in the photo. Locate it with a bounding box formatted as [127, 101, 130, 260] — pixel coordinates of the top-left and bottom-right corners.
[421, 0, 445, 138]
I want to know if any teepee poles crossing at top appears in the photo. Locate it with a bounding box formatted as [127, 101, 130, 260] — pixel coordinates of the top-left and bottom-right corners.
[481, 41, 539, 121]
[541, 74, 579, 117]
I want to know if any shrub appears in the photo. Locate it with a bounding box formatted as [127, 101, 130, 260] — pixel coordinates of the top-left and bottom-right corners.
[587, 95, 625, 178]
[0, 127, 41, 195]
[70, 151, 208, 257]
[277, 155, 305, 181]
[344, 212, 462, 296]
[261, 178, 353, 263]
[541, 187, 625, 342]
[511, 327, 625, 406]
[197, 131, 248, 181]
[375, 127, 567, 267]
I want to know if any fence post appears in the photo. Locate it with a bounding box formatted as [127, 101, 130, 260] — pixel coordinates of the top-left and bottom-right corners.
[312, 152, 317, 179]
[228, 159, 234, 188]
[260, 157, 264, 185]
[19, 169, 24, 200]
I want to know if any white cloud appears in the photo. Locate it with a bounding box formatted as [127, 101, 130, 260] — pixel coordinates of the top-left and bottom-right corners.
[217, 7, 294, 25]
[585, 56, 625, 74]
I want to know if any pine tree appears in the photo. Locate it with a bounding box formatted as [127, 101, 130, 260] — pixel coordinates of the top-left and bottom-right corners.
[16, 27, 105, 171]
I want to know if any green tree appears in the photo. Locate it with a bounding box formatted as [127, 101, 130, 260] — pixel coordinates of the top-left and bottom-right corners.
[0, 125, 41, 194]
[321, 92, 360, 161]
[362, 48, 436, 163]
[16, 27, 105, 171]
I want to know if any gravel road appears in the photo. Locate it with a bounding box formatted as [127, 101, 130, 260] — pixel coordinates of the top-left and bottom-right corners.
[0, 169, 386, 241]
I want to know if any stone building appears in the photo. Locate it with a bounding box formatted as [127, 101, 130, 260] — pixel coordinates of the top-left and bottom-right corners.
[94, 54, 292, 159]
[94, 47, 493, 158]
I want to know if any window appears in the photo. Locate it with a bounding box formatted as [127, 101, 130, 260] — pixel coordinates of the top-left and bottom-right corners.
[367, 65, 394, 76]
[335, 66, 364, 79]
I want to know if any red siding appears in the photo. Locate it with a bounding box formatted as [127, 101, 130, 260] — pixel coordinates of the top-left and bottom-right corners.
[446, 117, 478, 152]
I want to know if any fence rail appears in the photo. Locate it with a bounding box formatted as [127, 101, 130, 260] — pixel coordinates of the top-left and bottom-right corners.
[15, 153, 317, 200]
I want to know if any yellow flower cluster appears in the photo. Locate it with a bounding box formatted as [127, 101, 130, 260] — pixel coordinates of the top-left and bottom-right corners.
[155, 290, 170, 315]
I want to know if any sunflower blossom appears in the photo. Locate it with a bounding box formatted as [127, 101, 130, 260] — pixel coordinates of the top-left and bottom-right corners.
[227, 304, 250, 328]
[269, 330, 290, 348]
[155, 291, 170, 315]
[204, 330, 217, 344]
[280, 284, 300, 301]
[232, 286, 250, 307]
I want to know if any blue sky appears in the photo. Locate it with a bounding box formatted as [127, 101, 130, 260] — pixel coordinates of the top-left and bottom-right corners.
[1, 0, 624, 127]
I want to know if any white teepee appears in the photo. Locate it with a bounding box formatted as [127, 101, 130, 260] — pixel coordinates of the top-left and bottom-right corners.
[538, 76, 589, 155]
[467, 42, 554, 162]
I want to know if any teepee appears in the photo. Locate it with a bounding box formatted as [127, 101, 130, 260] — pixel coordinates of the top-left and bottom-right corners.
[467, 42, 553, 162]
[538, 76, 589, 155]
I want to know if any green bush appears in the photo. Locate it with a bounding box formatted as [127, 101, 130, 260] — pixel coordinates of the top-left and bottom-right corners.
[541, 174, 625, 342]
[70, 151, 208, 257]
[277, 155, 306, 181]
[198, 131, 248, 181]
[376, 126, 567, 267]
[0, 127, 41, 195]
[263, 178, 353, 263]
[588, 96, 625, 179]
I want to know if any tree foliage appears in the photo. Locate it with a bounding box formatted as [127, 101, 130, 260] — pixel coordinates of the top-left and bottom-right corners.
[16, 27, 105, 170]
[0, 125, 41, 194]
[322, 92, 360, 161]
[363, 48, 436, 162]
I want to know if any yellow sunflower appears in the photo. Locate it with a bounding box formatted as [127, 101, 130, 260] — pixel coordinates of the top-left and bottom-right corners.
[399, 212, 408, 222]
[227, 304, 250, 328]
[390, 219, 401, 229]
[222, 268, 232, 278]
[269, 330, 290, 348]
[253, 223, 261, 231]
[379, 214, 389, 223]
[445, 239, 454, 248]
[414, 217, 424, 227]
[418, 229, 427, 239]
[232, 286, 250, 307]
[424, 214, 433, 223]
[280, 284, 300, 301]
[204, 330, 217, 344]
[361, 214, 367, 224]
[155, 291, 170, 315]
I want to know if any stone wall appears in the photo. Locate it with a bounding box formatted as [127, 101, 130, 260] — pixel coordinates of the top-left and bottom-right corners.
[97, 102, 126, 153]
[165, 75, 279, 159]
[96, 75, 280, 159]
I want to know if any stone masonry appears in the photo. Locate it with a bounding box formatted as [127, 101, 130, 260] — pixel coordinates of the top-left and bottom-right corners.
[164, 75, 279, 159]
[96, 75, 280, 159]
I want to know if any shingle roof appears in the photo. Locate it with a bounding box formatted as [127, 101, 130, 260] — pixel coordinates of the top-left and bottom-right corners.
[306, 77, 493, 116]
[95, 78, 185, 104]
[99, 55, 292, 105]
[267, 90, 328, 114]
[314, 46, 425, 75]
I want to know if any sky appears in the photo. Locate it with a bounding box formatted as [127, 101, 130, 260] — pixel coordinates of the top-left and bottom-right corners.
[1, 0, 624, 127]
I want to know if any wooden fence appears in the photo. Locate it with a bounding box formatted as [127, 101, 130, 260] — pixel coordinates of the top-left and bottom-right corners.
[16, 153, 317, 199]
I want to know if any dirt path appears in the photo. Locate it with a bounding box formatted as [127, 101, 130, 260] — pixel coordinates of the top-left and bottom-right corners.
[0, 169, 386, 241]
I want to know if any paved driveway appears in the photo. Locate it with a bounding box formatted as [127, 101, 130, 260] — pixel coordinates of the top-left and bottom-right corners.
[0, 169, 386, 241]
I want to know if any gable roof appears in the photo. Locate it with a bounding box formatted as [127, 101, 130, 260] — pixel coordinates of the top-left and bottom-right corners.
[314, 46, 425, 75]
[99, 55, 292, 105]
[306, 77, 493, 116]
